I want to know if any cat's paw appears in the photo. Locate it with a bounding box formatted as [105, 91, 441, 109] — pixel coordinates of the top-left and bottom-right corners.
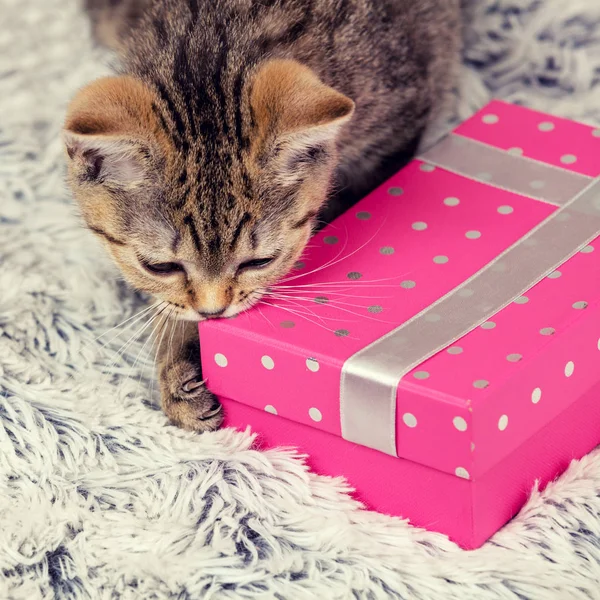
[159, 359, 223, 433]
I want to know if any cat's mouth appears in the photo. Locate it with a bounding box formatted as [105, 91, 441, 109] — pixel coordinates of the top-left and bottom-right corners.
[164, 288, 267, 322]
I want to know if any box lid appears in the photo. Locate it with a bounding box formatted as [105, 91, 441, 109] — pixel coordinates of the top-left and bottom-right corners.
[200, 101, 600, 480]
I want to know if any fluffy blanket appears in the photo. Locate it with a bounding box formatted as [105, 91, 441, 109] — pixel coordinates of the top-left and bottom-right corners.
[1, 0, 599, 598]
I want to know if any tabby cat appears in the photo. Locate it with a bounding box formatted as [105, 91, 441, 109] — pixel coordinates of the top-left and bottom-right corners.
[64, 0, 461, 432]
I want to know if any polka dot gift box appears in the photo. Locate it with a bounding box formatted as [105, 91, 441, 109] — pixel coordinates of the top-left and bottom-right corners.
[200, 100, 600, 549]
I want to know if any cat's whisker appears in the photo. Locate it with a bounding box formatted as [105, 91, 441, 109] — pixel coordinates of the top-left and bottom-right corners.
[255, 304, 276, 331]
[262, 293, 336, 327]
[280, 214, 389, 285]
[146, 308, 174, 404]
[264, 291, 375, 311]
[273, 273, 407, 288]
[167, 311, 178, 368]
[93, 301, 161, 343]
[280, 223, 351, 284]
[274, 289, 393, 300]
[87, 301, 162, 365]
[103, 302, 167, 376]
[263, 292, 395, 324]
[259, 300, 340, 334]
[126, 305, 173, 395]
[90, 302, 168, 406]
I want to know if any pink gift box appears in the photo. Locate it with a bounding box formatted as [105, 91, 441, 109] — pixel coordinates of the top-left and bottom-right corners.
[200, 101, 600, 549]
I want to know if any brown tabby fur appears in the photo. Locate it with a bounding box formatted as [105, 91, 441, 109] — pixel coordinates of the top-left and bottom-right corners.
[66, 0, 461, 432]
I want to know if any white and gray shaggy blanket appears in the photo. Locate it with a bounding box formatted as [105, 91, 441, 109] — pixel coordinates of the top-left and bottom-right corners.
[1, 0, 600, 598]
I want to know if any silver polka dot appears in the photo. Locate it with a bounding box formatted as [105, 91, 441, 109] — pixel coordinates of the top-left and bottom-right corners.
[368, 305, 383, 314]
[507, 147, 523, 156]
[347, 271, 362, 280]
[447, 346, 463, 355]
[425, 313, 441, 323]
[482, 113, 499, 124]
[324, 235, 339, 245]
[388, 187, 404, 196]
[261, 355, 275, 370]
[264, 404, 278, 415]
[547, 270, 561, 279]
[530, 180, 546, 190]
[540, 327, 555, 336]
[473, 379, 489, 389]
[560, 154, 577, 164]
[412, 221, 428, 231]
[531, 387, 542, 404]
[413, 370, 430, 380]
[498, 415, 509, 431]
[477, 171, 493, 182]
[214, 353, 228, 367]
[444, 197, 460, 207]
[306, 358, 319, 372]
[465, 230, 481, 240]
[572, 301, 588, 310]
[455, 467, 470, 480]
[506, 353, 522, 362]
[294, 261, 305, 270]
[538, 121, 555, 131]
[356, 211, 372, 220]
[498, 205, 514, 215]
[314, 296, 329, 304]
[400, 280, 416, 289]
[514, 296, 529, 305]
[380, 246, 395, 255]
[402, 413, 418, 428]
[565, 361, 575, 377]
[335, 329, 349, 337]
[420, 163, 435, 172]
[280, 320, 295, 328]
[593, 129, 600, 137]
[309, 407, 322, 422]
[481, 321, 496, 330]
[453, 416, 468, 431]
[458, 288, 474, 298]
[433, 255, 449, 264]
[580, 245, 595, 253]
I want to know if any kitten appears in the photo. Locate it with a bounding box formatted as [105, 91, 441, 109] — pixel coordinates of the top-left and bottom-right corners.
[65, 0, 461, 432]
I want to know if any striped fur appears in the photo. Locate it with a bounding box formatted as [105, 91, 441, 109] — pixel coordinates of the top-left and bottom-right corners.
[64, 0, 461, 432]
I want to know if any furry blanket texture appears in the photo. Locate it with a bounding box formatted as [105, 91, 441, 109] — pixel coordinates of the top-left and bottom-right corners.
[1, 0, 600, 598]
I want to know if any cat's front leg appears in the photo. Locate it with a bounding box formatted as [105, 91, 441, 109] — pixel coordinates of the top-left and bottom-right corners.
[157, 318, 223, 432]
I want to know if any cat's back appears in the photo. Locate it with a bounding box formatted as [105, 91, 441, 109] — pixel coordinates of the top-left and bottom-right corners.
[118, 0, 460, 194]
[128, 0, 459, 83]
[129, 0, 459, 123]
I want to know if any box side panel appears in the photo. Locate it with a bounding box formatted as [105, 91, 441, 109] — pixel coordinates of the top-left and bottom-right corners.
[220, 395, 476, 548]
[220, 377, 600, 549]
[471, 298, 600, 478]
[472, 377, 600, 547]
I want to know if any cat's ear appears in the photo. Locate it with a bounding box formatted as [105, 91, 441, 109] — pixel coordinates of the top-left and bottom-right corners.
[251, 59, 355, 153]
[63, 76, 158, 188]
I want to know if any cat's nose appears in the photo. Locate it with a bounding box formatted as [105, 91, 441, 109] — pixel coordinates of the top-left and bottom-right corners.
[198, 307, 227, 319]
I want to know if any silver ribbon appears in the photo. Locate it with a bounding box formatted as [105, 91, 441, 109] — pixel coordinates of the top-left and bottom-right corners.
[421, 134, 591, 205]
[340, 135, 600, 457]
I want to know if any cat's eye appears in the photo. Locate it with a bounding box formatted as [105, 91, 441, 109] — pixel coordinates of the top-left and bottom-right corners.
[237, 257, 275, 273]
[142, 261, 184, 275]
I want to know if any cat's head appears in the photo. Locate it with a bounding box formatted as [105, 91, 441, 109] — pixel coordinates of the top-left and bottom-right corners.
[63, 60, 354, 320]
